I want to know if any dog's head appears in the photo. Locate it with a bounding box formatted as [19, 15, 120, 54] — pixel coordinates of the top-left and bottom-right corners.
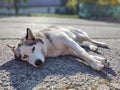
[7, 28, 47, 67]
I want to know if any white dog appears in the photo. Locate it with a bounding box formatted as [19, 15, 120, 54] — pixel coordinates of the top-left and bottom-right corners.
[7, 26, 109, 71]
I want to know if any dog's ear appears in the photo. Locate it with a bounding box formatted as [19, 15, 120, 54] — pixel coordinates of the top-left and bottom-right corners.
[26, 28, 35, 40]
[7, 44, 15, 52]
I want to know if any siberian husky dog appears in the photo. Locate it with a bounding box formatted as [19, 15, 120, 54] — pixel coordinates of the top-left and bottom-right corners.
[7, 26, 109, 71]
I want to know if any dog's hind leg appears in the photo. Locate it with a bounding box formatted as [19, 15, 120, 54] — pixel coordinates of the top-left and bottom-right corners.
[73, 29, 109, 48]
[78, 43, 98, 52]
[76, 35, 109, 48]
[88, 39, 109, 48]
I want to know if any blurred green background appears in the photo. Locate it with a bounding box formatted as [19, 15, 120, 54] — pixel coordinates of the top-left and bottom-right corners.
[0, 0, 120, 20]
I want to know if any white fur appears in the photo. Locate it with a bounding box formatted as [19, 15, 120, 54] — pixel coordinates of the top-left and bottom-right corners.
[11, 26, 109, 71]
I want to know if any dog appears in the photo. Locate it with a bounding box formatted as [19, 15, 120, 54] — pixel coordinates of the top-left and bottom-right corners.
[7, 26, 109, 71]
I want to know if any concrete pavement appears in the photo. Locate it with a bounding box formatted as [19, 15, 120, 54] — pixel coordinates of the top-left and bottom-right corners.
[0, 17, 120, 90]
[0, 17, 120, 39]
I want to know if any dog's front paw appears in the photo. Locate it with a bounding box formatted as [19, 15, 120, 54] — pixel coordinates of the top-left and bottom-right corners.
[90, 60, 104, 71]
[92, 55, 110, 68]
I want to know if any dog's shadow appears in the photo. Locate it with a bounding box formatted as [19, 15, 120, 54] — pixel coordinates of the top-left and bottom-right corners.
[0, 55, 117, 90]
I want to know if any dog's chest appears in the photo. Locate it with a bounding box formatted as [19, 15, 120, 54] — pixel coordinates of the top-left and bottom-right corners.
[46, 41, 65, 57]
[46, 48, 64, 57]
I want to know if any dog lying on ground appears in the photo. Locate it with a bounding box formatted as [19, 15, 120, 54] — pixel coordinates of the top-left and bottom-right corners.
[7, 26, 110, 71]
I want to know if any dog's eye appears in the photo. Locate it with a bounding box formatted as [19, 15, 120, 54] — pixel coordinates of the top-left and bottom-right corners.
[32, 46, 35, 52]
[23, 55, 28, 58]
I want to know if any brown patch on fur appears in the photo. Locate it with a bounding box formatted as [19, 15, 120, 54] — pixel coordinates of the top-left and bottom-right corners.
[45, 33, 53, 44]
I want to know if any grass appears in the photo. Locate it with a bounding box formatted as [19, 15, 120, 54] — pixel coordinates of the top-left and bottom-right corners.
[0, 10, 79, 19]
[0, 13, 79, 19]
[31, 14, 79, 18]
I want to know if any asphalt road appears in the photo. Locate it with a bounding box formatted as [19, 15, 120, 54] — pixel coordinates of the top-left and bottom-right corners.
[0, 17, 120, 90]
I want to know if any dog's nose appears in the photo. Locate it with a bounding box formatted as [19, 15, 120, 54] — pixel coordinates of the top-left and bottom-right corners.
[35, 59, 42, 67]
